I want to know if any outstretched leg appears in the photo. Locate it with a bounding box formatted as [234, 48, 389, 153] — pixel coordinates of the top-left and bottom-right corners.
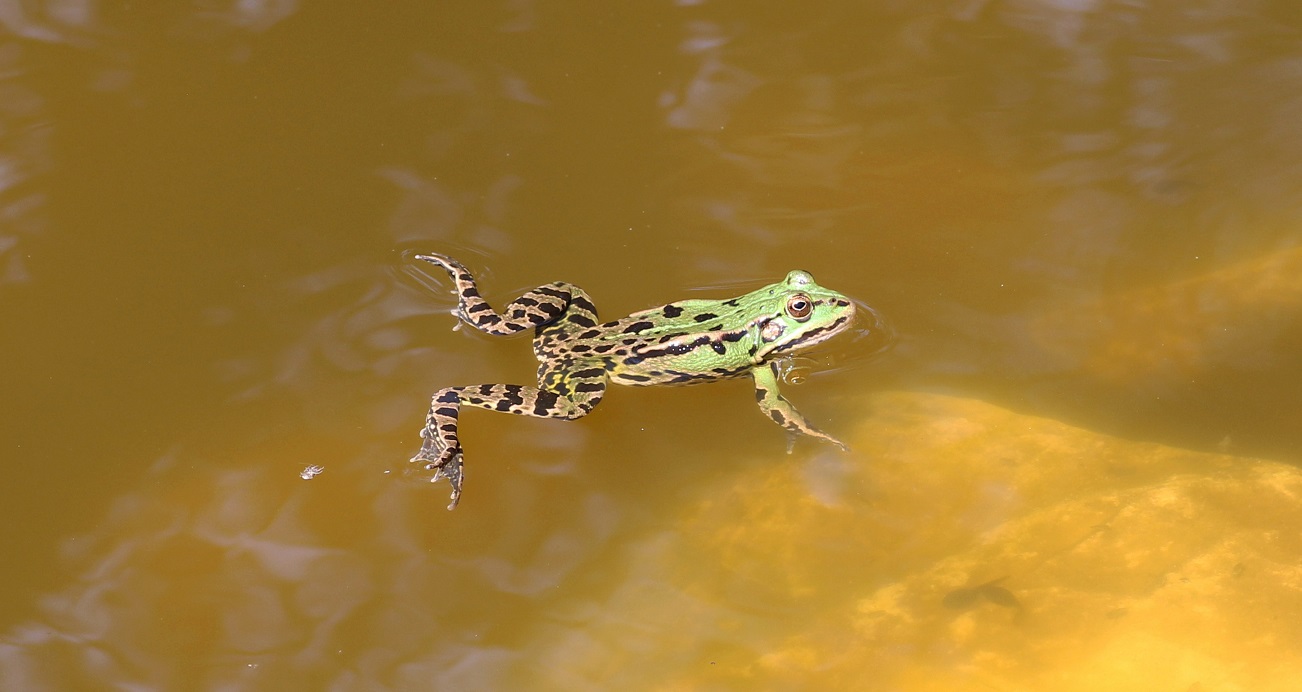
[751, 362, 848, 452]
[412, 377, 606, 510]
[416, 253, 596, 336]
[410, 254, 605, 508]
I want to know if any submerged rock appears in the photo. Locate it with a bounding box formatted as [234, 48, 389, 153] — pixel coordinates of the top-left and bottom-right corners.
[524, 391, 1302, 691]
[1032, 244, 1302, 382]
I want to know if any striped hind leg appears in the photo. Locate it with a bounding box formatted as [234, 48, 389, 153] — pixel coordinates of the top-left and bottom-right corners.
[415, 253, 591, 336]
[411, 378, 606, 510]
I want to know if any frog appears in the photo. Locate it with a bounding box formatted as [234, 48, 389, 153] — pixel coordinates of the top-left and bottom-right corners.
[410, 253, 857, 509]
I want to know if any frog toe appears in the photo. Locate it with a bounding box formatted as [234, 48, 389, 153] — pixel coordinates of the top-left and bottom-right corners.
[408, 436, 442, 465]
[408, 445, 465, 510]
[784, 429, 850, 453]
[431, 453, 464, 510]
[819, 432, 851, 452]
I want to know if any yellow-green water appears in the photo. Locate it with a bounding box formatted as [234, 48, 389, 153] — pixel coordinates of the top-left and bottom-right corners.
[4, 3, 1302, 690]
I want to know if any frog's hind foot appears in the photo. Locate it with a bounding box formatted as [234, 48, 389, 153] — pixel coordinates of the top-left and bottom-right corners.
[784, 430, 850, 454]
[410, 429, 465, 510]
[430, 454, 464, 511]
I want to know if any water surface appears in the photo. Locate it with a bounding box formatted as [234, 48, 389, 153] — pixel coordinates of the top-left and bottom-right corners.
[3, 2, 1301, 689]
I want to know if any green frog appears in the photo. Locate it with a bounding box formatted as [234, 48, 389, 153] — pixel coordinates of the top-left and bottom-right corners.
[411, 253, 857, 509]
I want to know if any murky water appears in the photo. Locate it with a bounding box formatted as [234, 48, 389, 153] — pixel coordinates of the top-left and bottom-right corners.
[4, 2, 1302, 690]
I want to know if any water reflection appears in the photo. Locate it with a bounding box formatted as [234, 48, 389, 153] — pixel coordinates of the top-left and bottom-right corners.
[0, 442, 622, 688]
[0, 43, 49, 285]
[0, 0, 300, 42]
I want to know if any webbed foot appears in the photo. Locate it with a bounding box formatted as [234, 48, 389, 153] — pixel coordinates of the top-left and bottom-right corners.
[431, 453, 463, 510]
[411, 427, 465, 510]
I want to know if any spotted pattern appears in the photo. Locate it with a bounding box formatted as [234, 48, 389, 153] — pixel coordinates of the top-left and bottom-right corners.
[409, 254, 857, 509]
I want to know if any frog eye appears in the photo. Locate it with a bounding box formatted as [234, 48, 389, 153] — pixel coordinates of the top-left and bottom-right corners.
[786, 294, 813, 321]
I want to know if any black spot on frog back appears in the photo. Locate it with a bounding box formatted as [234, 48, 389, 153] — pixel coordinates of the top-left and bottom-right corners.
[622, 321, 654, 334]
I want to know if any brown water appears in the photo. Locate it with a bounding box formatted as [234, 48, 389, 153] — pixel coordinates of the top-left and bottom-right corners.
[3, 2, 1302, 690]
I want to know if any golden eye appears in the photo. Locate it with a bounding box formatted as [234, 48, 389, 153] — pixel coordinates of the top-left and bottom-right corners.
[786, 294, 812, 321]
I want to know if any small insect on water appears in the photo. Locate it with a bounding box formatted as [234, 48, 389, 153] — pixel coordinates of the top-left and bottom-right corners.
[409, 253, 858, 509]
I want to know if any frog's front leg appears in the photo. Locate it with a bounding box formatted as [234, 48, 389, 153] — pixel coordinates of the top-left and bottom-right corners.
[412, 377, 606, 510]
[751, 362, 848, 452]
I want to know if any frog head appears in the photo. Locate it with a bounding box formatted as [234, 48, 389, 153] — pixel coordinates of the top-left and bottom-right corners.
[750, 270, 856, 361]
